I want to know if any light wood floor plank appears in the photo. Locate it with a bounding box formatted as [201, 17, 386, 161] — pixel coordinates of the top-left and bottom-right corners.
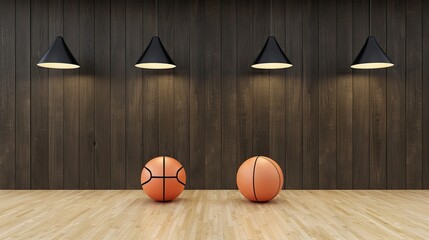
[0, 190, 428, 239]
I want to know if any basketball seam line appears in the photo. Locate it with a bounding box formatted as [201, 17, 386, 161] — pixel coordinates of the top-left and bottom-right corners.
[141, 167, 153, 186]
[152, 176, 179, 178]
[142, 176, 186, 182]
[253, 157, 259, 202]
[263, 157, 282, 202]
[176, 167, 186, 186]
[141, 169, 186, 187]
[163, 156, 165, 202]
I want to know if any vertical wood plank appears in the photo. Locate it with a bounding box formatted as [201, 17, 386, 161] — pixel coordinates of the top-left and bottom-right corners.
[285, 0, 303, 189]
[252, 0, 270, 157]
[336, 0, 353, 189]
[205, 0, 222, 189]
[189, 0, 205, 189]
[236, 0, 253, 169]
[405, 0, 422, 189]
[221, 0, 237, 189]
[79, 0, 95, 189]
[0, 0, 16, 189]
[302, 0, 319, 189]
[423, 0, 429, 189]
[110, 0, 126, 189]
[142, 0, 159, 168]
[63, 0, 80, 189]
[352, 0, 370, 189]
[270, 0, 286, 189]
[319, 0, 337, 189]
[386, 0, 406, 189]
[174, 0, 190, 185]
[31, 0, 49, 189]
[125, 0, 142, 189]
[48, 0, 64, 189]
[369, 0, 387, 189]
[94, 0, 111, 189]
[158, 0, 175, 158]
[15, 0, 31, 189]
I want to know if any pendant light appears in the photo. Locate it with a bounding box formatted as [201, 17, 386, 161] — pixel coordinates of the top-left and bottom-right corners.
[135, 1, 175, 69]
[252, 0, 292, 69]
[351, 0, 393, 69]
[135, 36, 176, 69]
[37, 36, 80, 69]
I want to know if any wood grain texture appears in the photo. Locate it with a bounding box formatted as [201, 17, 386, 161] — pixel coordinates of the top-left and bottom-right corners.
[142, 0, 160, 168]
[423, 0, 429, 189]
[252, 0, 270, 157]
[285, 0, 303, 189]
[386, 0, 406, 189]
[336, 0, 353, 189]
[94, 0, 111, 189]
[318, 0, 337, 189]
[221, 0, 238, 189]
[140, 0, 159, 183]
[369, 0, 387, 189]
[352, 0, 370, 189]
[1, 190, 429, 239]
[405, 0, 422, 189]
[0, 0, 428, 190]
[0, 0, 15, 189]
[30, 0, 49, 189]
[236, 0, 253, 169]
[15, 0, 31, 189]
[173, 0, 191, 186]
[125, 0, 143, 189]
[270, 0, 286, 189]
[189, 0, 205, 189]
[158, 0, 175, 158]
[63, 0, 80, 189]
[302, 0, 319, 189]
[79, 0, 95, 189]
[110, 0, 126, 189]
[336, 0, 354, 189]
[204, 0, 222, 189]
[48, 0, 64, 189]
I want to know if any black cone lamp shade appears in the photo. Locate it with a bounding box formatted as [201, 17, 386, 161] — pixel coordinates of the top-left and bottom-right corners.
[37, 36, 80, 69]
[135, 36, 176, 69]
[351, 36, 394, 69]
[252, 36, 292, 69]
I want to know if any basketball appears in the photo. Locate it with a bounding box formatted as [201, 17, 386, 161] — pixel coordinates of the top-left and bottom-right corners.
[141, 156, 186, 202]
[236, 156, 284, 202]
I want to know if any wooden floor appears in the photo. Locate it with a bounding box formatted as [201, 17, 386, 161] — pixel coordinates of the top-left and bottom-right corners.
[0, 190, 428, 239]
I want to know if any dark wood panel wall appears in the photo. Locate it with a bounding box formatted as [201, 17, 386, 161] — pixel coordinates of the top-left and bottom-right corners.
[0, 0, 428, 189]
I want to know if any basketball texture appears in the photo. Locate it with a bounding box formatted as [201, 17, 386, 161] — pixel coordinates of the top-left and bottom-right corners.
[141, 156, 186, 202]
[236, 156, 284, 202]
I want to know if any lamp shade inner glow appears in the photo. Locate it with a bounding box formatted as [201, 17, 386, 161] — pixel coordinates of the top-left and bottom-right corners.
[251, 63, 293, 69]
[135, 36, 176, 69]
[351, 36, 394, 69]
[37, 36, 80, 69]
[252, 36, 292, 70]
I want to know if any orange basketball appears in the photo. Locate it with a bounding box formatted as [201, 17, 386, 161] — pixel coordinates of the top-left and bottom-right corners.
[236, 156, 284, 202]
[141, 156, 186, 202]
